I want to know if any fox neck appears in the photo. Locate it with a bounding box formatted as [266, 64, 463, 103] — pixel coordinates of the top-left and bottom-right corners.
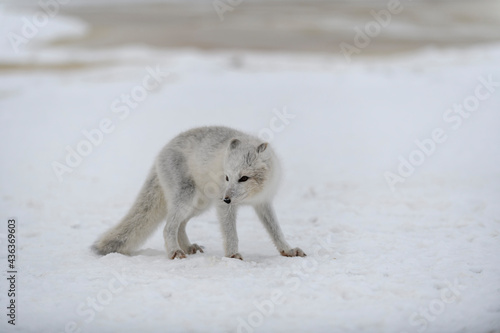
[245, 154, 281, 205]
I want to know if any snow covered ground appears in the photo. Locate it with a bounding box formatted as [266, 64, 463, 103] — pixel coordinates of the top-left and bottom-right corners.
[1, 7, 500, 333]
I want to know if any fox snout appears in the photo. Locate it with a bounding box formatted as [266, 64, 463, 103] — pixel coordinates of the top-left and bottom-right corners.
[223, 188, 235, 204]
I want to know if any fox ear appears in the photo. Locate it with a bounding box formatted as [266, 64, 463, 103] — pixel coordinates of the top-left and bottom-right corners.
[229, 139, 241, 150]
[257, 142, 268, 153]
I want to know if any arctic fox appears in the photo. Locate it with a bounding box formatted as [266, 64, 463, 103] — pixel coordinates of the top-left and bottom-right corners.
[92, 126, 305, 260]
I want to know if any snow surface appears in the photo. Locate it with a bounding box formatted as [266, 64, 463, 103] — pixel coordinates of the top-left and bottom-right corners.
[1, 8, 500, 333]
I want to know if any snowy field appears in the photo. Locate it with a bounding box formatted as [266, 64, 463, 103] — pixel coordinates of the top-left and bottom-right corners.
[1, 7, 500, 333]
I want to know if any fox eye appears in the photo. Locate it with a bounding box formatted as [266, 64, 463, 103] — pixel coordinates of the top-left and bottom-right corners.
[226, 175, 229, 181]
[238, 176, 249, 182]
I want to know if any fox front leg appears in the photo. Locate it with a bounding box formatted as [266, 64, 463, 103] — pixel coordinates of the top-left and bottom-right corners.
[216, 203, 242, 260]
[254, 202, 306, 257]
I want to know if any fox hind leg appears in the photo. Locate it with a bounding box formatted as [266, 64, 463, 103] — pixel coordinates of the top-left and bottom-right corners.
[157, 149, 209, 259]
[178, 220, 204, 255]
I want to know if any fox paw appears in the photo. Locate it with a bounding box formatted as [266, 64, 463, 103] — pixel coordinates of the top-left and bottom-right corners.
[170, 250, 187, 259]
[280, 247, 306, 257]
[229, 253, 243, 260]
[187, 244, 204, 255]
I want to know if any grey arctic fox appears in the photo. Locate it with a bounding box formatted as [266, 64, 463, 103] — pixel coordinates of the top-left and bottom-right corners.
[92, 126, 305, 260]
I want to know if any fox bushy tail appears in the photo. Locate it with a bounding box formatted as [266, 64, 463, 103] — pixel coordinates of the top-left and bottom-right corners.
[92, 167, 167, 255]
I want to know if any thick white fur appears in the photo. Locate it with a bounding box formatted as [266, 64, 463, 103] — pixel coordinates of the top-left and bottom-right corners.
[92, 126, 305, 260]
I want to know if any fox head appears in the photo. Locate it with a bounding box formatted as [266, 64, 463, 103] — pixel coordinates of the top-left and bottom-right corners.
[222, 139, 273, 204]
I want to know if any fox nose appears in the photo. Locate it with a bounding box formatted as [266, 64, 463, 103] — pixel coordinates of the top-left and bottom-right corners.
[223, 197, 231, 204]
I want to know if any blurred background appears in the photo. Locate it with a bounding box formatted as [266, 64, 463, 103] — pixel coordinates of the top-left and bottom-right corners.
[2, 0, 500, 56]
